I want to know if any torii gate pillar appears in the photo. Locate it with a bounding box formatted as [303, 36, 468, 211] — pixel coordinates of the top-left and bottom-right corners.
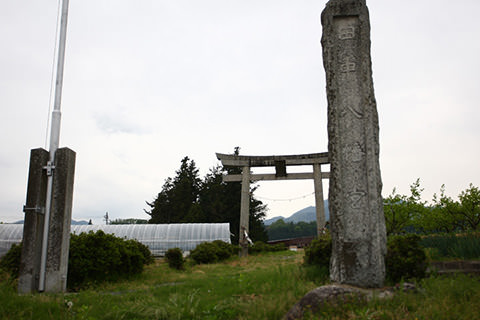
[239, 166, 250, 257]
[313, 163, 326, 234]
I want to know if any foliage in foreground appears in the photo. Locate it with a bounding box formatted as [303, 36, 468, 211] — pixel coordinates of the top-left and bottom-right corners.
[249, 241, 287, 254]
[386, 234, 427, 282]
[0, 231, 153, 290]
[0, 243, 22, 278]
[1, 250, 480, 320]
[68, 230, 153, 289]
[165, 248, 185, 270]
[189, 240, 238, 264]
[303, 234, 332, 267]
[0, 251, 328, 320]
[303, 233, 427, 283]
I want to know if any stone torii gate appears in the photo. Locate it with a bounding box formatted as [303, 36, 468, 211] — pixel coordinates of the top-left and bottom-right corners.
[216, 152, 330, 257]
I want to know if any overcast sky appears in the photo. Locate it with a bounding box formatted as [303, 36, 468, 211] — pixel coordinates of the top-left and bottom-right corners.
[1, 0, 479, 224]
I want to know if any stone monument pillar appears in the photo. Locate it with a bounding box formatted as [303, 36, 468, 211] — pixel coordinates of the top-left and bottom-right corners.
[321, 0, 386, 287]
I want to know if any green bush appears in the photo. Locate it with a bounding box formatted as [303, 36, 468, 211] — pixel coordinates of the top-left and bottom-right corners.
[302, 233, 427, 283]
[303, 235, 332, 267]
[0, 232, 153, 289]
[211, 240, 236, 259]
[190, 242, 219, 264]
[190, 241, 237, 264]
[386, 234, 427, 283]
[132, 239, 154, 265]
[249, 241, 287, 254]
[0, 243, 22, 278]
[165, 248, 185, 270]
[67, 230, 152, 289]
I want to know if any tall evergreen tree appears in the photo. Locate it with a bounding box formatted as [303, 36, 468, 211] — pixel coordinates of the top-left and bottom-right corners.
[145, 157, 201, 223]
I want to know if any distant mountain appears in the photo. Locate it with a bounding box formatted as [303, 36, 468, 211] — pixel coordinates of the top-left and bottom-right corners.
[72, 220, 90, 225]
[264, 200, 330, 226]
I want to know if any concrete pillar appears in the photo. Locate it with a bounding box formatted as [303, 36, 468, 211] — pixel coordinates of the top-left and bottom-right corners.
[44, 147, 76, 292]
[313, 163, 326, 236]
[322, 0, 386, 287]
[239, 166, 250, 257]
[18, 148, 49, 294]
[18, 147, 75, 294]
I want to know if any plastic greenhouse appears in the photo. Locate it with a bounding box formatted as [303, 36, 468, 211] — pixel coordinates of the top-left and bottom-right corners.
[0, 223, 231, 257]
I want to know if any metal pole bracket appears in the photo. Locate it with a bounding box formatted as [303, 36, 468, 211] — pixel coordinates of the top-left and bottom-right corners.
[43, 161, 55, 176]
[23, 205, 45, 215]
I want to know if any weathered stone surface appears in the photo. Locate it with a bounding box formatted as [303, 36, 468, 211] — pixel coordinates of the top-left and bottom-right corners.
[283, 284, 394, 320]
[45, 147, 76, 292]
[321, 0, 386, 287]
[19, 147, 75, 293]
[18, 148, 49, 294]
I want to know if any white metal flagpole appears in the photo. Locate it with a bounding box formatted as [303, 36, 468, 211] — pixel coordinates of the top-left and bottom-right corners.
[38, 0, 69, 292]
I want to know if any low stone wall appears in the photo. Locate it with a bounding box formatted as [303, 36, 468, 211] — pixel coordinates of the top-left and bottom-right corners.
[267, 236, 315, 248]
[429, 260, 480, 275]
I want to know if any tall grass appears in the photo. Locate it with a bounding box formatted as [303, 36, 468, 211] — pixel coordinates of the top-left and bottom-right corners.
[1, 251, 480, 319]
[420, 233, 480, 260]
[0, 251, 325, 320]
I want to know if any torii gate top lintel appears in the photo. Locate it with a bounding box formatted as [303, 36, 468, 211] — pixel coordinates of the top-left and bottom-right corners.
[215, 152, 329, 168]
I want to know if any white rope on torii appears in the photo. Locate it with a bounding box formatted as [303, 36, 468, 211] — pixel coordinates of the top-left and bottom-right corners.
[216, 152, 330, 257]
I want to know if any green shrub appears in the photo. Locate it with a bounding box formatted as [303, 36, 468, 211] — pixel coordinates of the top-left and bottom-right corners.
[190, 241, 236, 264]
[0, 232, 153, 289]
[386, 234, 427, 283]
[211, 240, 236, 260]
[0, 243, 22, 278]
[303, 235, 332, 267]
[249, 241, 269, 254]
[190, 242, 218, 264]
[302, 233, 427, 283]
[132, 239, 154, 265]
[250, 241, 287, 254]
[67, 230, 152, 289]
[165, 248, 185, 270]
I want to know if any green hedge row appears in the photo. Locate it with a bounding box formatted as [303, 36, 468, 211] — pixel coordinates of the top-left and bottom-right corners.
[68, 230, 153, 289]
[164, 240, 288, 269]
[0, 230, 153, 290]
[303, 233, 427, 283]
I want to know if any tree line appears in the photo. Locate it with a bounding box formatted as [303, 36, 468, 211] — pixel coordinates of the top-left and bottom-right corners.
[384, 179, 480, 235]
[266, 220, 317, 241]
[144, 151, 479, 242]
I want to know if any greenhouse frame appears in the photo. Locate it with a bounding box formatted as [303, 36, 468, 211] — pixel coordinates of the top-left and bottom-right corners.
[0, 223, 231, 257]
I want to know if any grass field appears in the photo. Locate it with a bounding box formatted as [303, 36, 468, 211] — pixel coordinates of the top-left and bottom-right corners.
[1, 251, 480, 319]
